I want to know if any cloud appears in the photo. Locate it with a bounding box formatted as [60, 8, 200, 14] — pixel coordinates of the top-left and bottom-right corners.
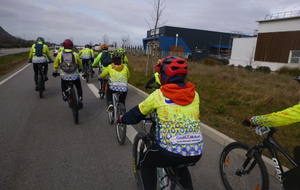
[1, 0, 300, 46]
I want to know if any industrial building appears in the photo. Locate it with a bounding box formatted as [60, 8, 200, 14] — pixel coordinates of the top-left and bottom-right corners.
[142, 26, 251, 60]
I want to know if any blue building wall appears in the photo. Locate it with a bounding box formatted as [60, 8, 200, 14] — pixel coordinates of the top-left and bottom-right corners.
[143, 36, 191, 56]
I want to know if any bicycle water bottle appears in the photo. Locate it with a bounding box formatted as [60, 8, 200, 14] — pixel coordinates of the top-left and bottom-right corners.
[157, 167, 170, 190]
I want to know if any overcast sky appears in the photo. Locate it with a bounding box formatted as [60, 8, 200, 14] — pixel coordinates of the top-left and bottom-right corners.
[1, 0, 300, 46]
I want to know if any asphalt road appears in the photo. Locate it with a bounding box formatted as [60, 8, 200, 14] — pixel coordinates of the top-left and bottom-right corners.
[0, 48, 31, 56]
[0, 53, 283, 190]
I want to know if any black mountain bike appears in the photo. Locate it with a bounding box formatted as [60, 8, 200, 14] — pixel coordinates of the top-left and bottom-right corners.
[65, 81, 79, 124]
[36, 63, 46, 98]
[83, 60, 93, 83]
[107, 91, 127, 145]
[219, 126, 299, 190]
[132, 116, 196, 190]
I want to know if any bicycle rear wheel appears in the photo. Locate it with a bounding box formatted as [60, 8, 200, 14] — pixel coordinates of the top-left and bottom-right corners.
[115, 103, 127, 145]
[133, 132, 151, 190]
[38, 72, 44, 98]
[69, 88, 79, 124]
[85, 66, 90, 83]
[89, 63, 93, 78]
[219, 142, 269, 190]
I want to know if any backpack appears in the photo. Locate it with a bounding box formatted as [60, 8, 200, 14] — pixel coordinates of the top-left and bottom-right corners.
[35, 43, 43, 57]
[60, 51, 78, 73]
[100, 51, 112, 67]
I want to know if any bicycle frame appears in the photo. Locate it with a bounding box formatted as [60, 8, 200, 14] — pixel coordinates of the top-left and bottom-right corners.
[250, 127, 297, 188]
[112, 92, 122, 123]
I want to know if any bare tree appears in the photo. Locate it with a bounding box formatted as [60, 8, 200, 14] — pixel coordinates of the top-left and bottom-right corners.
[146, 0, 168, 35]
[102, 34, 109, 44]
[145, 0, 168, 76]
[121, 34, 130, 47]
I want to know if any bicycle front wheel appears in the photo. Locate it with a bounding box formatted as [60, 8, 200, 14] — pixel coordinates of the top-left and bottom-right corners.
[69, 88, 79, 124]
[219, 142, 269, 190]
[107, 109, 114, 124]
[38, 72, 44, 98]
[133, 132, 151, 190]
[115, 103, 126, 145]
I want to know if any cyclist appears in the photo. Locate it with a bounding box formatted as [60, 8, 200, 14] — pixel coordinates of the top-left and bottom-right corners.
[99, 52, 130, 111]
[92, 44, 112, 94]
[117, 47, 129, 65]
[52, 39, 84, 109]
[119, 56, 203, 190]
[79, 44, 94, 78]
[243, 76, 300, 190]
[28, 37, 53, 91]
[145, 59, 161, 89]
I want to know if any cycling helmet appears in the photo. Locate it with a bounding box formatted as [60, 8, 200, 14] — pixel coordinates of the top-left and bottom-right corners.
[112, 52, 122, 65]
[117, 48, 124, 53]
[62, 39, 73, 49]
[154, 56, 188, 85]
[113, 52, 122, 58]
[36, 37, 44, 43]
[85, 44, 89, 48]
[101, 44, 108, 50]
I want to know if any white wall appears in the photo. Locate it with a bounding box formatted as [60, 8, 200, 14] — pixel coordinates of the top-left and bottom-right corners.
[257, 17, 300, 33]
[229, 37, 257, 67]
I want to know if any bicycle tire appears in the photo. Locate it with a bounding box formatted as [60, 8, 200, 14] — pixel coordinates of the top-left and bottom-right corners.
[132, 132, 151, 190]
[89, 63, 93, 78]
[115, 103, 126, 145]
[70, 87, 79, 124]
[219, 142, 269, 190]
[85, 66, 90, 83]
[107, 109, 114, 124]
[38, 72, 44, 98]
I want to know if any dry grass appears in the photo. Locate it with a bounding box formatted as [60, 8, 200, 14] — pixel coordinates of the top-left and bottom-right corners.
[127, 54, 300, 168]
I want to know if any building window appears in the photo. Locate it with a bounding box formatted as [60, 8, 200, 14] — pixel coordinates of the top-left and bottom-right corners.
[289, 50, 300, 64]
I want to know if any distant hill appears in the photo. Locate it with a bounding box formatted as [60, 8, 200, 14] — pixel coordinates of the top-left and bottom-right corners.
[0, 26, 33, 48]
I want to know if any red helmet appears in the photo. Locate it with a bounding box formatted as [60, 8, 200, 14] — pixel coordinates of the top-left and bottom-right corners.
[63, 39, 73, 49]
[154, 56, 188, 85]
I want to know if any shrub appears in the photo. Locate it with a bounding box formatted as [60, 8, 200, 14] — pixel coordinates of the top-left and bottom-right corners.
[255, 66, 271, 73]
[276, 66, 300, 76]
[244, 65, 253, 71]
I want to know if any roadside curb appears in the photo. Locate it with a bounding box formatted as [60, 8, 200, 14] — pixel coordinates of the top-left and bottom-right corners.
[128, 84, 287, 177]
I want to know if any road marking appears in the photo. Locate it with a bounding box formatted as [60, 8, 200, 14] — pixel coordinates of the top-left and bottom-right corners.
[0, 63, 30, 86]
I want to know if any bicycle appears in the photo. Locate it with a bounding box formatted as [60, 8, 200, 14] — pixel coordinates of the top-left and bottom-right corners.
[83, 59, 93, 83]
[219, 126, 299, 190]
[107, 91, 127, 145]
[132, 116, 196, 190]
[65, 80, 80, 124]
[36, 63, 46, 98]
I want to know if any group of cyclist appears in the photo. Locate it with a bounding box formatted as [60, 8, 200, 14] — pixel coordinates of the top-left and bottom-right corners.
[28, 36, 300, 190]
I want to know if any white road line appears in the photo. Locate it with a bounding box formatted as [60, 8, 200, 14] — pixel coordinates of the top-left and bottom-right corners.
[0, 63, 30, 86]
[0, 66, 138, 143]
[84, 77, 138, 143]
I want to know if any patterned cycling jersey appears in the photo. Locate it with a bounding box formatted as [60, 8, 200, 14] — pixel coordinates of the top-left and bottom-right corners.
[99, 63, 130, 92]
[139, 87, 203, 156]
[250, 102, 300, 127]
[60, 72, 79, 81]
